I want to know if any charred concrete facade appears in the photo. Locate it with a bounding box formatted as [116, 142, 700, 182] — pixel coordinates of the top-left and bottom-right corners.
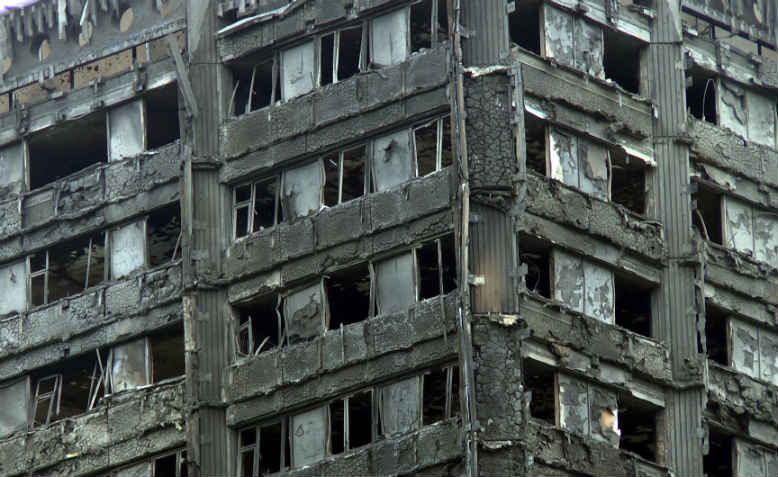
[0, 1, 777, 476]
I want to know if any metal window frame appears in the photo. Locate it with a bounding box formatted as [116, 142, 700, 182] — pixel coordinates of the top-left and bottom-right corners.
[32, 373, 62, 427]
[28, 251, 49, 306]
[237, 418, 288, 475]
[151, 448, 188, 477]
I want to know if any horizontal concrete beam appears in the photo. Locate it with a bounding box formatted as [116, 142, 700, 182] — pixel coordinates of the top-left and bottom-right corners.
[225, 168, 453, 288]
[547, 0, 652, 42]
[684, 36, 778, 92]
[708, 362, 778, 429]
[0, 263, 183, 379]
[691, 162, 778, 210]
[0, 381, 185, 477]
[520, 294, 672, 386]
[704, 282, 776, 330]
[0, 142, 182, 264]
[517, 51, 653, 140]
[682, 0, 776, 48]
[219, 46, 449, 165]
[227, 320, 458, 426]
[705, 243, 778, 307]
[525, 173, 665, 262]
[689, 118, 778, 191]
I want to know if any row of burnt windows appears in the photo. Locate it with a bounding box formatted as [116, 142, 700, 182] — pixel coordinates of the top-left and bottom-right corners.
[233, 234, 456, 357]
[237, 363, 459, 476]
[228, 0, 449, 115]
[232, 116, 452, 239]
[0, 204, 181, 317]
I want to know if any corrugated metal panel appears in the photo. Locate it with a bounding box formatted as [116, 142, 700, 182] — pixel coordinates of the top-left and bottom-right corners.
[469, 203, 516, 313]
[460, 0, 509, 66]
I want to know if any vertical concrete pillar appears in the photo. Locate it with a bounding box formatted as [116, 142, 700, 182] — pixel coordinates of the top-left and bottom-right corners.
[183, 1, 231, 475]
[648, 1, 704, 475]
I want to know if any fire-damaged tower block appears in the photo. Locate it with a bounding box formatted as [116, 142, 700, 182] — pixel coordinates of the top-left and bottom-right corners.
[1, 1, 778, 476]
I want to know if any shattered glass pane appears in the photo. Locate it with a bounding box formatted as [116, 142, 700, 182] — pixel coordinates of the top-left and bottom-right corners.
[282, 161, 323, 220]
[372, 130, 413, 191]
[281, 41, 315, 101]
[111, 338, 150, 392]
[724, 197, 755, 256]
[729, 319, 760, 379]
[284, 283, 323, 345]
[108, 100, 145, 161]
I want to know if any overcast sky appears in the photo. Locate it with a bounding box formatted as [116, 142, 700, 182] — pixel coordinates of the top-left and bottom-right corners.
[0, 1, 39, 14]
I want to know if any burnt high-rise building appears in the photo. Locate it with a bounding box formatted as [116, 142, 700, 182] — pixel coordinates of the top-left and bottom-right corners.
[1, 1, 777, 476]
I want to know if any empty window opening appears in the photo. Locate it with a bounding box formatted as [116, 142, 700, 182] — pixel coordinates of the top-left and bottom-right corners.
[411, 0, 433, 51]
[610, 149, 646, 215]
[29, 231, 106, 307]
[692, 184, 723, 245]
[509, 0, 541, 54]
[150, 325, 185, 382]
[147, 203, 182, 267]
[524, 359, 555, 423]
[525, 114, 547, 175]
[28, 111, 107, 190]
[519, 234, 551, 299]
[326, 262, 372, 330]
[704, 428, 733, 477]
[618, 395, 659, 462]
[239, 421, 288, 477]
[338, 27, 363, 81]
[686, 69, 717, 124]
[414, 116, 452, 177]
[234, 294, 283, 357]
[330, 390, 375, 456]
[705, 302, 729, 366]
[229, 54, 276, 116]
[233, 176, 283, 238]
[320, 33, 336, 87]
[614, 274, 653, 337]
[603, 30, 643, 94]
[422, 365, 459, 425]
[323, 145, 367, 207]
[153, 450, 188, 477]
[418, 234, 457, 301]
[145, 83, 181, 149]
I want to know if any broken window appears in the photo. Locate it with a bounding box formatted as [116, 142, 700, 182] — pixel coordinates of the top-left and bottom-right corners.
[375, 251, 417, 315]
[417, 235, 457, 301]
[291, 406, 328, 467]
[728, 317, 778, 386]
[234, 294, 284, 357]
[320, 25, 365, 86]
[380, 376, 421, 437]
[145, 83, 181, 149]
[282, 161, 324, 221]
[547, 127, 609, 200]
[239, 420, 288, 476]
[541, 4, 604, 79]
[555, 373, 620, 447]
[109, 338, 152, 393]
[509, 0, 541, 54]
[31, 351, 100, 426]
[372, 129, 414, 191]
[371, 8, 410, 67]
[422, 365, 459, 425]
[329, 390, 375, 456]
[551, 248, 615, 324]
[233, 176, 283, 238]
[410, 0, 449, 51]
[323, 145, 368, 206]
[519, 234, 552, 299]
[285, 281, 325, 345]
[524, 359, 555, 423]
[0, 377, 30, 438]
[153, 449, 188, 477]
[723, 196, 778, 266]
[28, 231, 106, 307]
[686, 69, 718, 124]
[525, 114, 547, 175]
[614, 273, 653, 337]
[147, 203, 182, 267]
[108, 99, 146, 162]
[150, 326, 186, 383]
[0, 260, 27, 317]
[718, 79, 777, 148]
[27, 110, 107, 190]
[603, 28, 643, 94]
[414, 116, 453, 177]
[704, 428, 733, 477]
[110, 220, 147, 280]
[326, 262, 372, 330]
[32, 374, 61, 427]
[230, 54, 277, 116]
[691, 183, 724, 244]
[732, 437, 778, 477]
[704, 302, 729, 366]
[618, 393, 660, 461]
[610, 148, 647, 215]
[281, 41, 316, 101]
